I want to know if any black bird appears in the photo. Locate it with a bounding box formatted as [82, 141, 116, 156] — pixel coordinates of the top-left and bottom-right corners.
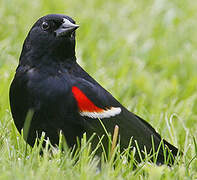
[9, 14, 179, 165]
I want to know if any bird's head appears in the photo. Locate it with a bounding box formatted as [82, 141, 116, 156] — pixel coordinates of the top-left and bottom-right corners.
[20, 14, 79, 64]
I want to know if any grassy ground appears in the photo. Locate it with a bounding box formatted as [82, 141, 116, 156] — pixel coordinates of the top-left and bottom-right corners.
[0, 0, 197, 179]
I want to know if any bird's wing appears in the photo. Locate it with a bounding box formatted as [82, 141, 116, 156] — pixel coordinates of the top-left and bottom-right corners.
[71, 63, 161, 138]
[70, 63, 178, 163]
[71, 74, 161, 139]
[71, 63, 162, 140]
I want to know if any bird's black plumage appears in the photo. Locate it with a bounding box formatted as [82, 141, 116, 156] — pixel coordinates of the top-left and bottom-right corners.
[10, 14, 179, 165]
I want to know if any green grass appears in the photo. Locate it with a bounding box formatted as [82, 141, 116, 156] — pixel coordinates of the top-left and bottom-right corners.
[0, 0, 197, 179]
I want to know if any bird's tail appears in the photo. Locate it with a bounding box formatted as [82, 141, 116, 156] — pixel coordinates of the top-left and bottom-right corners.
[155, 139, 180, 165]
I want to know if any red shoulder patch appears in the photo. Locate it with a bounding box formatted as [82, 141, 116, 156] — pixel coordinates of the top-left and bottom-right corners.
[72, 86, 121, 119]
[72, 86, 103, 113]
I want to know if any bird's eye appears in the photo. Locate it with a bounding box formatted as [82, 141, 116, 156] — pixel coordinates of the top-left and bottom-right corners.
[42, 22, 49, 30]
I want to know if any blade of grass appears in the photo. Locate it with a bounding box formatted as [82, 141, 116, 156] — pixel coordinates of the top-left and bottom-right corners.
[110, 125, 119, 159]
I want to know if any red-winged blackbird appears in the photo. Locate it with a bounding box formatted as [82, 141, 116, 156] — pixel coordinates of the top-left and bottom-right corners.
[10, 14, 179, 164]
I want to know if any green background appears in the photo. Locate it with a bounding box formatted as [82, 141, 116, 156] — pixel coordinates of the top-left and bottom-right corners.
[0, 0, 197, 179]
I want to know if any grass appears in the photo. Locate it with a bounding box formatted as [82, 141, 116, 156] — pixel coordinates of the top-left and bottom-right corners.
[0, 0, 197, 179]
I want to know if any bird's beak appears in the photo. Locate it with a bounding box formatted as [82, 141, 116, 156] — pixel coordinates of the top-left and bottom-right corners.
[55, 18, 79, 37]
